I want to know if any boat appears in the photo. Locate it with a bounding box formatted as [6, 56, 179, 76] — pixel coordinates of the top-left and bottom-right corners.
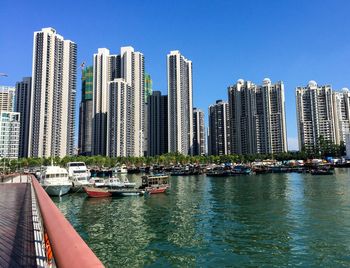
[105, 177, 125, 188]
[89, 177, 106, 188]
[120, 177, 136, 188]
[114, 164, 128, 174]
[66, 162, 92, 192]
[40, 164, 71, 196]
[311, 168, 333, 175]
[139, 174, 170, 194]
[109, 188, 144, 197]
[84, 186, 112, 198]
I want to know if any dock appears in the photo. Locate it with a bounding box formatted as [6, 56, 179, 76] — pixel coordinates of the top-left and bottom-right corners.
[0, 174, 104, 268]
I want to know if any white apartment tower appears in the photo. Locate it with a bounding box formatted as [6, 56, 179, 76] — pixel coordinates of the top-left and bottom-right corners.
[93, 46, 145, 157]
[29, 28, 77, 158]
[332, 88, 350, 145]
[167, 50, 193, 155]
[92, 48, 112, 156]
[228, 78, 287, 155]
[296, 81, 335, 151]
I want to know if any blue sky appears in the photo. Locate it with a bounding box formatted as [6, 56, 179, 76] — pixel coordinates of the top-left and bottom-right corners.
[1, 0, 350, 150]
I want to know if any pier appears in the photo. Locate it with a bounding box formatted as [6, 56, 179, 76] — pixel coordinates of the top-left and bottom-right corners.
[0, 174, 104, 268]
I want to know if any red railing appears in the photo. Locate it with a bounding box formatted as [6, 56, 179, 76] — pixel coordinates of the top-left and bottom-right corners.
[31, 175, 104, 268]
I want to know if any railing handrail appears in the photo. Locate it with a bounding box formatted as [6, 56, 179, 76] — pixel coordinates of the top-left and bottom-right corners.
[31, 175, 104, 268]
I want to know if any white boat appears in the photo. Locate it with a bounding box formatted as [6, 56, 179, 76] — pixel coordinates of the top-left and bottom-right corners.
[66, 162, 92, 192]
[114, 164, 128, 174]
[105, 177, 125, 188]
[121, 177, 136, 188]
[89, 177, 106, 188]
[40, 165, 71, 196]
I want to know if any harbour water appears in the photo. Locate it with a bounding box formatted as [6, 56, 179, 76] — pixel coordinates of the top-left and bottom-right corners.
[52, 169, 350, 267]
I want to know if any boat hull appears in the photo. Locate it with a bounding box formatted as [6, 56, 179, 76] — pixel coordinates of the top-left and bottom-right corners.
[146, 187, 168, 194]
[84, 187, 112, 198]
[43, 185, 71, 196]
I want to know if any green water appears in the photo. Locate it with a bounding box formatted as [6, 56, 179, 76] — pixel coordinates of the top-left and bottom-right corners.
[52, 169, 350, 267]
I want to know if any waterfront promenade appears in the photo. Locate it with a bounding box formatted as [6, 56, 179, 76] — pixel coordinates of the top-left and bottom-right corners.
[0, 174, 104, 268]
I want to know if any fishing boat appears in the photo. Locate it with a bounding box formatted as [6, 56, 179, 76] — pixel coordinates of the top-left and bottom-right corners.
[40, 164, 71, 196]
[84, 186, 112, 198]
[139, 174, 170, 194]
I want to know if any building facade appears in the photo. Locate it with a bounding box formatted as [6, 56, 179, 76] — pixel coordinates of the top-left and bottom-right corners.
[98, 47, 145, 157]
[0, 111, 20, 158]
[0, 86, 15, 112]
[167, 50, 193, 155]
[228, 78, 287, 155]
[296, 81, 335, 151]
[15, 77, 32, 158]
[147, 91, 168, 156]
[79, 66, 93, 155]
[193, 108, 205, 155]
[208, 100, 230, 155]
[28, 27, 77, 157]
[332, 88, 350, 145]
[107, 79, 130, 157]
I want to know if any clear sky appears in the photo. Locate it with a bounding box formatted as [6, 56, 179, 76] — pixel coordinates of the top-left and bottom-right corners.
[1, 0, 350, 150]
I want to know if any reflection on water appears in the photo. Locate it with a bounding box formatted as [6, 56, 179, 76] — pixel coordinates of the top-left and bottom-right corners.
[53, 169, 350, 267]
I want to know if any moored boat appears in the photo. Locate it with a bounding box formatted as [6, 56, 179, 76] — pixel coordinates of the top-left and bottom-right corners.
[40, 165, 71, 196]
[139, 174, 170, 194]
[84, 186, 112, 198]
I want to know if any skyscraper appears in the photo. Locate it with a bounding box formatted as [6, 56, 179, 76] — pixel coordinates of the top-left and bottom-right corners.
[79, 66, 93, 155]
[228, 78, 287, 155]
[29, 27, 77, 158]
[147, 91, 168, 156]
[107, 79, 130, 157]
[208, 100, 230, 155]
[296, 81, 335, 151]
[167, 50, 193, 155]
[100, 46, 145, 157]
[332, 88, 350, 145]
[92, 48, 112, 156]
[15, 77, 32, 158]
[193, 108, 205, 155]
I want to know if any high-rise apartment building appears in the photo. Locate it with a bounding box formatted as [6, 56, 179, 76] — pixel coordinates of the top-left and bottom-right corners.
[208, 100, 230, 155]
[28, 27, 77, 158]
[167, 50, 193, 155]
[15, 77, 32, 158]
[79, 66, 93, 155]
[107, 79, 130, 157]
[147, 91, 168, 156]
[228, 78, 287, 155]
[0, 86, 15, 112]
[332, 88, 350, 145]
[193, 108, 205, 155]
[296, 81, 335, 151]
[0, 111, 20, 158]
[96, 47, 145, 157]
[92, 48, 112, 156]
